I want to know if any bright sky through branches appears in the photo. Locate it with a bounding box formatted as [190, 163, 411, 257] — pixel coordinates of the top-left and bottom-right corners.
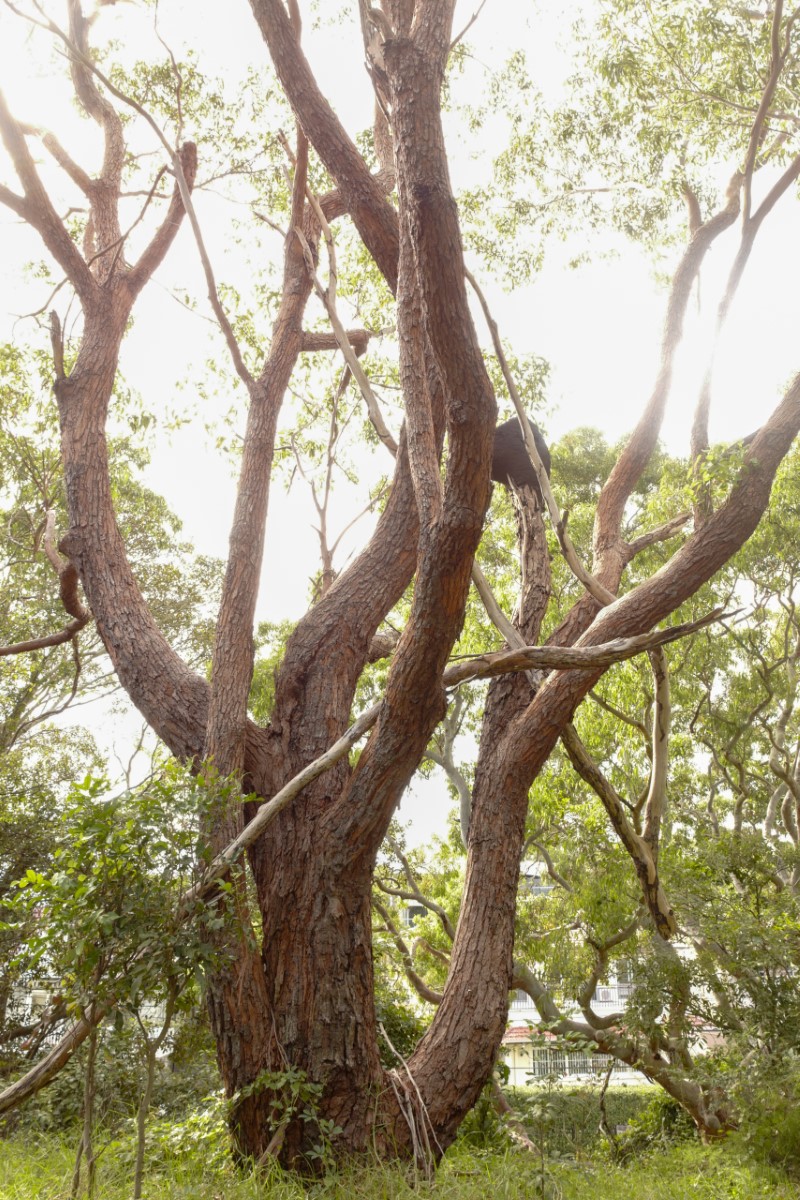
[1, 1, 798, 625]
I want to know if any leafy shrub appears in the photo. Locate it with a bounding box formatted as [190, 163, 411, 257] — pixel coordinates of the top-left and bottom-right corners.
[508, 1084, 658, 1156]
[11, 1023, 143, 1134]
[612, 1090, 696, 1158]
[455, 1083, 512, 1151]
[106, 1094, 230, 1177]
[734, 1062, 800, 1177]
[373, 987, 428, 1069]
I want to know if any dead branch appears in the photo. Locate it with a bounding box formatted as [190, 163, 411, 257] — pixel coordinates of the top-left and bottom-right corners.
[0, 510, 90, 657]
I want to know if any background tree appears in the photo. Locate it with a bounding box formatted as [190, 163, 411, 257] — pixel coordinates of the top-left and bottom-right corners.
[0, 345, 220, 1058]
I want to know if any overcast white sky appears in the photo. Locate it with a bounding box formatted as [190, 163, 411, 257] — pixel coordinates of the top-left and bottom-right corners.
[2, 1, 799, 842]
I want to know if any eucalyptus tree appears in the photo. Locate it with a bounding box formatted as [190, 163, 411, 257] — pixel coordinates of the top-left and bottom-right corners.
[2, 0, 800, 1170]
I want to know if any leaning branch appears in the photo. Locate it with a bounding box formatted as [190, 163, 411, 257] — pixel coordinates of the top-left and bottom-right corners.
[443, 607, 729, 687]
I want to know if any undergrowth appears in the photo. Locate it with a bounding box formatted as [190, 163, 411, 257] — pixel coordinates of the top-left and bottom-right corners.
[0, 1135, 796, 1200]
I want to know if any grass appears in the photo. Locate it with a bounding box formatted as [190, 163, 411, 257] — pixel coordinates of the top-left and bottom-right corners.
[1, 1135, 797, 1200]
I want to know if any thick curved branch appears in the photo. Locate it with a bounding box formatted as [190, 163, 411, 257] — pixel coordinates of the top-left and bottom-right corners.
[0, 90, 96, 303]
[0, 618, 87, 657]
[127, 143, 198, 296]
[249, 0, 400, 292]
[324, 15, 496, 859]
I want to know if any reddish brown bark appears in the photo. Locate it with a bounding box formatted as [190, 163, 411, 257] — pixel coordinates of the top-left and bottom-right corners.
[4, 0, 800, 1171]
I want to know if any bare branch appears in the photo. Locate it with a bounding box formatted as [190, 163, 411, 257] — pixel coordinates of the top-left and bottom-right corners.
[589, 689, 648, 739]
[444, 607, 731, 688]
[469, 559, 540, 691]
[449, 0, 487, 51]
[413, 937, 451, 968]
[426, 725, 474, 848]
[301, 328, 373, 354]
[624, 512, 691, 560]
[0, 618, 87, 658]
[295, 183, 398, 455]
[523, 839, 572, 893]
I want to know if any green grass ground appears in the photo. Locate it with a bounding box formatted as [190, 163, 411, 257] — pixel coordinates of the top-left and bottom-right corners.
[1, 1136, 797, 1200]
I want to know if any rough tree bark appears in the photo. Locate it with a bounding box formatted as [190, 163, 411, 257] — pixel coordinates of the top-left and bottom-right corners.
[3, 0, 800, 1170]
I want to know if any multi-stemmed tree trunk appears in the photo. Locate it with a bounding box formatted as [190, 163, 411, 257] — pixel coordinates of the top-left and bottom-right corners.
[3, 0, 800, 1167]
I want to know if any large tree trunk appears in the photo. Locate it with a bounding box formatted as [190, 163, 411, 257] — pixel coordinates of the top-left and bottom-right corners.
[4, 0, 800, 1173]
